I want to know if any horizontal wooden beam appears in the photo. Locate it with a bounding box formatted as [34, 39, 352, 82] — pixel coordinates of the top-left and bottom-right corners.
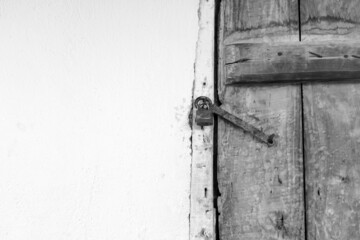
[225, 42, 360, 84]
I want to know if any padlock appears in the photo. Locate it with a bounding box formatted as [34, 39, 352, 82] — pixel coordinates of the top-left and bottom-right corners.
[195, 107, 213, 126]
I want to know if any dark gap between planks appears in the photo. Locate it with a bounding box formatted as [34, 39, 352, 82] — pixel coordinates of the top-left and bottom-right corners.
[214, 1, 222, 240]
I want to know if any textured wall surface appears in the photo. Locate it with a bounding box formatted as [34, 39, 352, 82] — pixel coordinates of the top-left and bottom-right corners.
[0, 1, 198, 239]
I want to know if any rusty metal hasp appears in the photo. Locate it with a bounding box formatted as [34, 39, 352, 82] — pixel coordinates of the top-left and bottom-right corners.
[194, 96, 275, 147]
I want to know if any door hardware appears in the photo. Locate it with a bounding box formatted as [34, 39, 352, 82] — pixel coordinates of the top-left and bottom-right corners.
[194, 96, 275, 147]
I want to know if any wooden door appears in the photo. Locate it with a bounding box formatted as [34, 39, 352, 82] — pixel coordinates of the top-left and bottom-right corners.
[217, 1, 360, 240]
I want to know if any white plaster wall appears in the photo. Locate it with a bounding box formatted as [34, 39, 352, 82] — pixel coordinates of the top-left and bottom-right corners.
[0, 1, 198, 239]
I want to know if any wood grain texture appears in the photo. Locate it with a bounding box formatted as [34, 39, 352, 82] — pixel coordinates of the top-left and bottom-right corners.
[218, 87, 304, 240]
[225, 42, 360, 84]
[301, 1, 360, 240]
[218, 1, 304, 239]
[301, 0, 360, 40]
[219, 0, 299, 93]
[303, 84, 360, 240]
[223, 0, 298, 42]
[219, 0, 299, 96]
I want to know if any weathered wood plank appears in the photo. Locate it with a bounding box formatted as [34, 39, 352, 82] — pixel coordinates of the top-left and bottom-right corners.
[301, 1, 360, 240]
[218, 87, 304, 240]
[303, 84, 360, 240]
[300, 0, 360, 41]
[219, 0, 300, 97]
[225, 42, 360, 84]
[223, 0, 298, 42]
[218, 1, 304, 240]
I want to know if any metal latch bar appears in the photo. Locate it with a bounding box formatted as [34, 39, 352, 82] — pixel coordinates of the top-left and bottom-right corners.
[195, 96, 275, 147]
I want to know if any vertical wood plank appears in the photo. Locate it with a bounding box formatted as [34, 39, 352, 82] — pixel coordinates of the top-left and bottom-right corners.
[218, 1, 304, 239]
[303, 84, 360, 240]
[301, 1, 360, 239]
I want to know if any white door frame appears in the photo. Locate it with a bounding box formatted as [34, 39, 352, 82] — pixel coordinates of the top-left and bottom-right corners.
[190, 0, 216, 239]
